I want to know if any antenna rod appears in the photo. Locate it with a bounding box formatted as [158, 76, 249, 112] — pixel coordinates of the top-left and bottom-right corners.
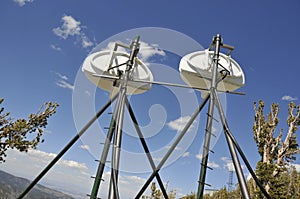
[128, 35, 140, 68]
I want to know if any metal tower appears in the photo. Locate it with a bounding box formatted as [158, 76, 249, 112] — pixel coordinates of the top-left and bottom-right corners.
[18, 34, 272, 199]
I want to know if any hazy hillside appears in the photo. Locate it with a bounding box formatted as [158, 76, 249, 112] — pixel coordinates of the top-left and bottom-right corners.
[0, 170, 74, 199]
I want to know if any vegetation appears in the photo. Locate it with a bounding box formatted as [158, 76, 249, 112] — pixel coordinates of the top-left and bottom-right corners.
[252, 100, 300, 198]
[142, 182, 176, 199]
[0, 98, 58, 162]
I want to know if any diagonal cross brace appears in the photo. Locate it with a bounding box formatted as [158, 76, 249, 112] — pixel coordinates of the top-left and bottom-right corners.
[135, 94, 210, 198]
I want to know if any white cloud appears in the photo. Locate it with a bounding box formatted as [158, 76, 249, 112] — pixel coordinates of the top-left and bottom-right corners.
[282, 95, 298, 101]
[208, 161, 220, 169]
[182, 152, 190, 157]
[53, 15, 81, 39]
[139, 41, 166, 61]
[80, 144, 90, 151]
[196, 153, 202, 160]
[1, 149, 92, 197]
[195, 154, 219, 168]
[81, 35, 94, 48]
[13, 0, 33, 6]
[53, 15, 94, 48]
[55, 72, 74, 90]
[101, 40, 166, 62]
[167, 116, 193, 131]
[50, 44, 62, 51]
[1, 149, 164, 198]
[225, 162, 235, 172]
[221, 156, 245, 172]
[102, 41, 127, 52]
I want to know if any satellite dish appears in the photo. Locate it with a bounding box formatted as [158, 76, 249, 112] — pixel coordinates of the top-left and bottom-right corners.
[179, 49, 245, 94]
[82, 50, 153, 95]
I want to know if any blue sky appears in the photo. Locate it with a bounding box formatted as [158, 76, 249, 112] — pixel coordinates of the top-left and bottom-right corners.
[1, 0, 300, 198]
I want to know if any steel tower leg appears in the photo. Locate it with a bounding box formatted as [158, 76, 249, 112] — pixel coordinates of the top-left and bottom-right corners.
[197, 34, 222, 199]
[196, 89, 215, 198]
[212, 89, 250, 199]
[89, 91, 122, 199]
[197, 34, 250, 199]
[108, 82, 127, 199]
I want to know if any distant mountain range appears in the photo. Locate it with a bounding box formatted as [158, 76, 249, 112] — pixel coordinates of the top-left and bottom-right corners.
[0, 170, 74, 199]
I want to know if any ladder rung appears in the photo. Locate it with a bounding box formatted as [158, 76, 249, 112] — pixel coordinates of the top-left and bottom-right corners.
[205, 129, 217, 138]
[100, 142, 112, 145]
[198, 181, 212, 187]
[200, 163, 213, 170]
[86, 194, 101, 199]
[206, 113, 219, 122]
[90, 176, 105, 181]
[203, 146, 215, 153]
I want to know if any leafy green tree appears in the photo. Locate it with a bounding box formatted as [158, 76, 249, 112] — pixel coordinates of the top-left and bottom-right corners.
[252, 100, 300, 197]
[0, 98, 58, 162]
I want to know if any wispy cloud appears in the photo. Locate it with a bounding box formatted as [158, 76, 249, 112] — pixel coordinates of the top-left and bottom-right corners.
[50, 44, 62, 51]
[53, 15, 94, 48]
[13, 0, 33, 6]
[281, 95, 298, 101]
[208, 161, 220, 169]
[167, 116, 193, 131]
[182, 152, 190, 157]
[55, 72, 74, 90]
[56, 80, 74, 90]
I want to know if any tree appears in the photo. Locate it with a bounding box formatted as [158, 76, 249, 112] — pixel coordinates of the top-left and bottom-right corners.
[141, 182, 177, 199]
[151, 182, 162, 199]
[0, 98, 58, 162]
[252, 100, 300, 197]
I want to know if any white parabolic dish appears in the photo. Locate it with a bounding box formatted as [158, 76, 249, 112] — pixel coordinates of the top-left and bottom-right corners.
[82, 50, 153, 95]
[179, 49, 245, 93]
